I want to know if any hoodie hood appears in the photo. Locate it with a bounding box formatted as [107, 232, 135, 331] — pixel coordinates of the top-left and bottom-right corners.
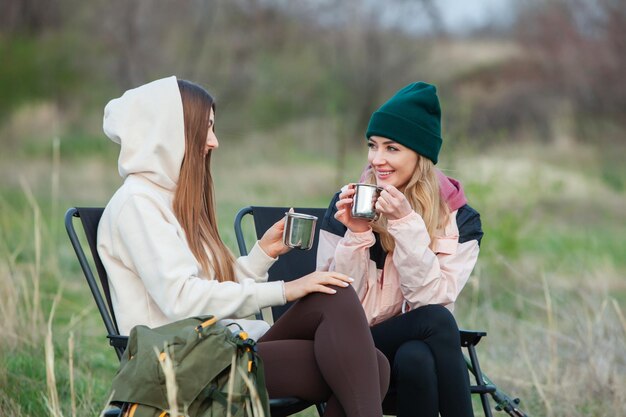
[436, 169, 467, 211]
[103, 76, 185, 191]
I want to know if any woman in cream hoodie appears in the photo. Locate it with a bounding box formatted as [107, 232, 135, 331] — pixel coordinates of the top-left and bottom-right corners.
[98, 76, 389, 417]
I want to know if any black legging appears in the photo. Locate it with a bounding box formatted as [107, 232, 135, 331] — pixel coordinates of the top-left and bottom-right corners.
[258, 285, 390, 417]
[371, 304, 474, 417]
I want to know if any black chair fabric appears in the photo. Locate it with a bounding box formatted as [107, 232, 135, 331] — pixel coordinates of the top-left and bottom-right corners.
[246, 206, 326, 321]
[75, 208, 118, 329]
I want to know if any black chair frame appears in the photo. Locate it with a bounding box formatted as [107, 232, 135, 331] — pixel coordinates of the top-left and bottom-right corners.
[234, 206, 530, 417]
[65, 207, 128, 359]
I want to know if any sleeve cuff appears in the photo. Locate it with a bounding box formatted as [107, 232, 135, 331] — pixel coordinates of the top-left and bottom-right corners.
[387, 211, 430, 246]
[256, 280, 286, 307]
[247, 242, 278, 276]
[344, 227, 375, 244]
[387, 210, 420, 226]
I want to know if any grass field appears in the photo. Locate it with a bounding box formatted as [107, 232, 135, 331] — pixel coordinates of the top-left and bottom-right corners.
[1, 119, 625, 417]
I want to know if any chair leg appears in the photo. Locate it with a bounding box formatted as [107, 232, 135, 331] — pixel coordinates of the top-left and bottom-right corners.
[467, 344, 493, 417]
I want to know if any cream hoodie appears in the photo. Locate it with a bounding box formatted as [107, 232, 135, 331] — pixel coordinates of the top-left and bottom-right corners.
[97, 76, 285, 337]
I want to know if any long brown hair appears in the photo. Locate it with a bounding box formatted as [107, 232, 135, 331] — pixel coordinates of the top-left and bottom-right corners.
[174, 79, 236, 282]
[366, 154, 449, 252]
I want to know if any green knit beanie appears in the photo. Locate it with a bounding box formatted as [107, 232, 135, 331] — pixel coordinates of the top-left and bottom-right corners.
[366, 82, 442, 164]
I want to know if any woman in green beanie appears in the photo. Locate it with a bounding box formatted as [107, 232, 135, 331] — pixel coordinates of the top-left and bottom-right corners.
[317, 82, 483, 417]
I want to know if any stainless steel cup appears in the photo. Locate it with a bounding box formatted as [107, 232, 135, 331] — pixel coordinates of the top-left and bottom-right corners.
[351, 183, 382, 220]
[283, 212, 318, 250]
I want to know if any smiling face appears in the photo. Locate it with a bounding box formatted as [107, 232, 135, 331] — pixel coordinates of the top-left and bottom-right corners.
[367, 135, 419, 190]
[203, 107, 218, 156]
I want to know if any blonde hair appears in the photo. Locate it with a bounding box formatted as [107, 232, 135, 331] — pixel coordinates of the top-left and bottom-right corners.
[366, 155, 449, 252]
[174, 79, 236, 282]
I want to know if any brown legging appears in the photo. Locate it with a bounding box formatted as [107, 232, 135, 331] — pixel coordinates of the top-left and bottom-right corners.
[258, 285, 390, 417]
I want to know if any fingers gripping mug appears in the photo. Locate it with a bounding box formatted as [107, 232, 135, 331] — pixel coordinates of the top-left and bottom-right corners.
[351, 183, 383, 220]
[283, 212, 318, 250]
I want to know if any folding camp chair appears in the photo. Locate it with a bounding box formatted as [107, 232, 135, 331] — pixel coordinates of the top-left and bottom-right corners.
[234, 206, 530, 417]
[65, 207, 322, 417]
[65, 207, 127, 359]
[65, 207, 128, 417]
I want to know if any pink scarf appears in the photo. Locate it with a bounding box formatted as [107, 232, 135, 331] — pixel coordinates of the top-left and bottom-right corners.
[436, 169, 467, 211]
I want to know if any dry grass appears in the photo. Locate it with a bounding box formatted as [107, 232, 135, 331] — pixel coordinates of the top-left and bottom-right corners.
[425, 38, 523, 83]
[152, 344, 266, 417]
[1, 125, 625, 416]
[44, 291, 63, 417]
[0, 181, 46, 351]
[446, 140, 626, 416]
[157, 347, 182, 417]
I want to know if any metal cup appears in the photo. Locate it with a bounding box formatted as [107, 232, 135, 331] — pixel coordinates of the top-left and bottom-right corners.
[351, 183, 382, 220]
[283, 212, 318, 250]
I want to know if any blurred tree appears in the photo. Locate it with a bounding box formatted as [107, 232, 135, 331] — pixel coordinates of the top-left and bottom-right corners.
[515, 0, 626, 134]
[0, 0, 448, 179]
[444, 0, 626, 145]
[303, 0, 439, 183]
[0, 0, 62, 35]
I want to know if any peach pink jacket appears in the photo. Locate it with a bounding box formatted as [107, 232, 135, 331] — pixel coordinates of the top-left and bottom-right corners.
[316, 187, 482, 326]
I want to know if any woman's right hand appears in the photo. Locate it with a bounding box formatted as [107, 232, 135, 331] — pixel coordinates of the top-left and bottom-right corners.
[258, 215, 291, 258]
[283, 271, 354, 302]
[334, 184, 372, 233]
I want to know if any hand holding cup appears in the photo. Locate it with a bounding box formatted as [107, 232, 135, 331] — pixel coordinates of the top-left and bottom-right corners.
[375, 185, 413, 220]
[334, 183, 377, 233]
[259, 215, 291, 258]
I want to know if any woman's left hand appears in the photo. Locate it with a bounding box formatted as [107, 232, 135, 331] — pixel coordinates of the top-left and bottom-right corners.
[258, 216, 291, 258]
[375, 185, 413, 220]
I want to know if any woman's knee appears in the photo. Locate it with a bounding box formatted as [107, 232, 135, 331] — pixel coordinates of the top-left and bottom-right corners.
[303, 284, 362, 316]
[393, 341, 436, 383]
[327, 284, 359, 303]
[420, 304, 459, 333]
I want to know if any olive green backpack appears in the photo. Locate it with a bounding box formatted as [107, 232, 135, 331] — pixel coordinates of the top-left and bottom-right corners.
[109, 315, 270, 417]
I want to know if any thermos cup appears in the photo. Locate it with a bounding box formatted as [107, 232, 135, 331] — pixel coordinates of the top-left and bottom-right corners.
[283, 212, 318, 250]
[351, 183, 383, 220]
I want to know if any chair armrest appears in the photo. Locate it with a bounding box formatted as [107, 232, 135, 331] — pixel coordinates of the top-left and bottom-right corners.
[108, 335, 129, 350]
[459, 329, 487, 347]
